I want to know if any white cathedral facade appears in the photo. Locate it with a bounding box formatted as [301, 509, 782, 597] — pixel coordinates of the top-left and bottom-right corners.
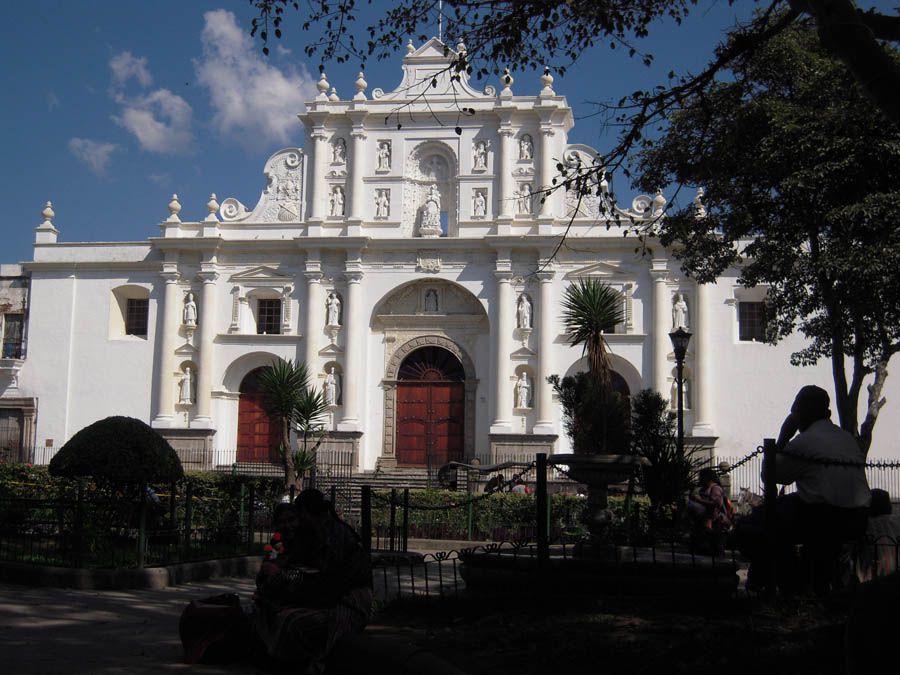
[3, 39, 897, 470]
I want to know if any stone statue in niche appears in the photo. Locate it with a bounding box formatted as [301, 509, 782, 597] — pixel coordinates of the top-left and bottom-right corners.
[671, 378, 691, 410]
[473, 189, 486, 217]
[672, 292, 689, 330]
[515, 372, 531, 409]
[326, 292, 342, 327]
[517, 294, 532, 329]
[332, 137, 346, 164]
[424, 289, 439, 312]
[519, 134, 533, 161]
[330, 186, 345, 216]
[375, 189, 390, 218]
[183, 292, 197, 327]
[324, 367, 338, 406]
[179, 366, 194, 405]
[377, 141, 391, 171]
[517, 184, 533, 214]
[419, 184, 443, 236]
[473, 140, 487, 170]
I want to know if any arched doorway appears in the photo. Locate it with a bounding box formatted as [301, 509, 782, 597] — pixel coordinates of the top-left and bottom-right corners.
[236, 367, 280, 463]
[396, 346, 465, 467]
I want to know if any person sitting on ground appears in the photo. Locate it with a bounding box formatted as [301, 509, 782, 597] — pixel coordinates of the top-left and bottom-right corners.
[484, 471, 505, 494]
[511, 475, 530, 494]
[686, 468, 731, 533]
[737, 385, 870, 593]
[252, 491, 372, 672]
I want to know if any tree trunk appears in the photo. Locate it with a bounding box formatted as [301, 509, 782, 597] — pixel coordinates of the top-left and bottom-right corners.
[282, 418, 297, 493]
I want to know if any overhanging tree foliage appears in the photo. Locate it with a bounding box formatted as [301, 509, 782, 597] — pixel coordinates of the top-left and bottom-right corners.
[249, 0, 900, 172]
[636, 18, 900, 453]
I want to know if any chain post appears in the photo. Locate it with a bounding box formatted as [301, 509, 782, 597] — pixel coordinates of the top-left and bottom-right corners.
[536, 453, 549, 571]
[763, 437, 777, 598]
[389, 488, 397, 552]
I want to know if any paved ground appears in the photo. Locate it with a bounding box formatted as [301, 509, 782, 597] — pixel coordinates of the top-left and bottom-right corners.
[0, 578, 267, 675]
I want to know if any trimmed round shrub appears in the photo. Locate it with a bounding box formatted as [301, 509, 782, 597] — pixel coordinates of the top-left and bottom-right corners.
[49, 416, 184, 483]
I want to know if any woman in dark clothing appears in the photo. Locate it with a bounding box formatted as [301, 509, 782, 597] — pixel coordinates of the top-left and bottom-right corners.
[252, 492, 372, 673]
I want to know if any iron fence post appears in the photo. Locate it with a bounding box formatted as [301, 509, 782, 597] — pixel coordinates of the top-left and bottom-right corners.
[467, 498, 474, 541]
[763, 437, 777, 597]
[536, 453, 549, 570]
[361, 485, 372, 553]
[183, 480, 193, 557]
[389, 488, 397, 552]
[74, 481, 85, 568]
[138, 482, 147, 569]
[402, 488, 410, 552]
[247, 482, 256, 552]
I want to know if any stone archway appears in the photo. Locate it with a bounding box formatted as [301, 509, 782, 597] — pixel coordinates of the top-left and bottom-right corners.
[381, 335, 477, 469]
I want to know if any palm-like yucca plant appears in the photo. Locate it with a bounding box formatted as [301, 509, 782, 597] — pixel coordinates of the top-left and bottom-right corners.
[257, 358, 310, 490]
[292, 386, 329, 490]
[561, 278, 625, 392]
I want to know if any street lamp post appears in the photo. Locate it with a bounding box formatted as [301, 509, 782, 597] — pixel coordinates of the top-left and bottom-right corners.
[669, 327, 693, 455]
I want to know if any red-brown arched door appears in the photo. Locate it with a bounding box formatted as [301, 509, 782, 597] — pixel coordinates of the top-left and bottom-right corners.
[237, 367, 281, 463]
[396, 346, 465, 467]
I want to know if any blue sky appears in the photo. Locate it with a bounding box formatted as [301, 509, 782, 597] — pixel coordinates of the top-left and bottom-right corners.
[0, 1, 887, 263]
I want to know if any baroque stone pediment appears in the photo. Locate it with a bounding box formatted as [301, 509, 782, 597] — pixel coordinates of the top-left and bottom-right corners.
[229, 266, 293, 287]
[219, 148, 305, 224]
[564, 261, 627, 279]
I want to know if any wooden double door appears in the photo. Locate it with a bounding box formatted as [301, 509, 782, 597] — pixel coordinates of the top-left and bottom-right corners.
[236, 368, 281, 463]
[395, 346, 465, 467]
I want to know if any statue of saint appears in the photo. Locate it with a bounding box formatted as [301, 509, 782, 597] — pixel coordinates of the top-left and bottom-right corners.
[424, 289, 438, 312]
[183, 292, 197, 327]
[517, 184, 533, 214]
[179, 366, 194, 405]
[473, 141, 487, 170]
[377, 141, 391, 170]
[326, 292, 342, 326]
[517, 294, 532, 329]
[419, 185, 442, 235]
[330, 186, 345, 216]
[672, 292, 689, 330]
[332, 137, 346, 164]
[375, 190, 390, 218]
[324, 367, 338, 406]
[515, 373, 531, 409]
[473, 190, 486, 217]
[519, 134, 533, 161]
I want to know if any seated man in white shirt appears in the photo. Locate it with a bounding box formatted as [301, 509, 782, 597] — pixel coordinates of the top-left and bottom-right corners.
[740, 385, 870, 593]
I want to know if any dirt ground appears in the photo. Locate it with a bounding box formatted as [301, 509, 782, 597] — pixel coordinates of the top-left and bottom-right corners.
[374, 593, 855, 675]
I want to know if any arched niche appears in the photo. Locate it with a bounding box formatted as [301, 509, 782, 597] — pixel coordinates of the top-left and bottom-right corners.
[403, 141, 459, 237]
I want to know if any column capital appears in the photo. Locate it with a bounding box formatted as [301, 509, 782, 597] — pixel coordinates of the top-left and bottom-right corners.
[197, 270, 219, 284]
[494, 270, 513, 282]
[540, 128, 555, 137]
[160, 270, 180, 283]
[343, 271, 363, 284]
[350, 130, 367, 140]
[536, 270, 556, 283]
[310, 128, 329, 141]
[499, 127, 515, 138]
[304, 271, 323, 283]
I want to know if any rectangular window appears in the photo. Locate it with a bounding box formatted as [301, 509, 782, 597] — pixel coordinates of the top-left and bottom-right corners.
[257, 299, 282, 335]
[738, 301, 767, 342]
[124, 299, 149, 336]
[2, 313, 25, 358]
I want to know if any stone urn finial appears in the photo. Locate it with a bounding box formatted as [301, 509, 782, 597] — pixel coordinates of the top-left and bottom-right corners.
[41, 201, 55, 226]
[206, 193, 219, 221]
[168, 194, 182, 222]
[317, 69, 330, 100]
[540, 66, 554, 96]
[354, 70, 367, 100]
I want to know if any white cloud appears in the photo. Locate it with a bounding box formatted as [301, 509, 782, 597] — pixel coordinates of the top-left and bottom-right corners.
[68, 138, 118, 175]
[113, 88, 193, 154]
[109, 51, 153, 89]
[195, 9, 315, 145]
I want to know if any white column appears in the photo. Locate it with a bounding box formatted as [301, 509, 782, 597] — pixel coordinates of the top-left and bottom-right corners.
[535, 270, 556, 432]
[194, 269, 218, 425]
[349, 128, 366, 220]
[651, 263, 670, 396]
[153, 268, 181, 427]
[491, 272, 514, 431]
[338, 271, 363, 431]
[498, 127, 515, 220]
[692, 281, 714, 435]
[310, 127, 329, 220]
[539, 127, 555, 218]
[304, 272, 324, 370]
